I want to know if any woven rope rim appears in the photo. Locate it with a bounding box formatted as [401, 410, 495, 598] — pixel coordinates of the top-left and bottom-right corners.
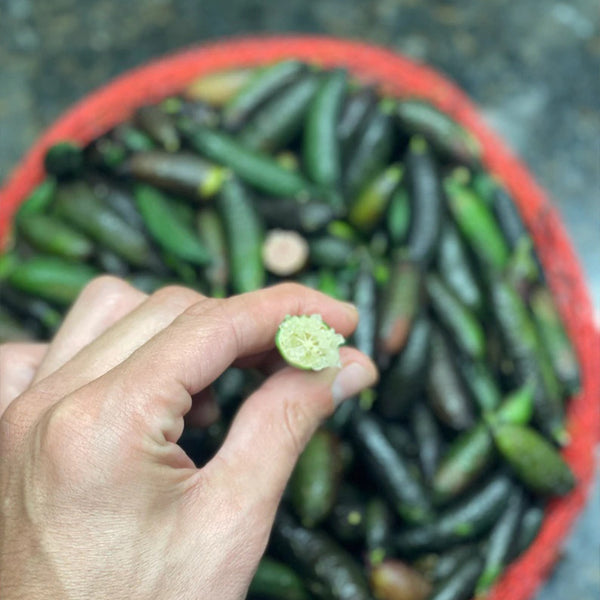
[0, 35, 597, 600]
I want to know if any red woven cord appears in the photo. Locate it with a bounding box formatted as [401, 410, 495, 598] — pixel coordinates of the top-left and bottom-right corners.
[0, 36, 597, 600]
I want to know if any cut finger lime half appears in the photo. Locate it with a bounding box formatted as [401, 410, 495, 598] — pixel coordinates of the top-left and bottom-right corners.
[275, 314, 345, 371]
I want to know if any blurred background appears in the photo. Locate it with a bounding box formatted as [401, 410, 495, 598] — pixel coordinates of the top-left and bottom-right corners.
[0, 0, 598, 598]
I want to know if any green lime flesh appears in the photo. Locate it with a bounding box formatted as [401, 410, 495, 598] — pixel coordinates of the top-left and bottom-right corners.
[276, 314, 345, 371]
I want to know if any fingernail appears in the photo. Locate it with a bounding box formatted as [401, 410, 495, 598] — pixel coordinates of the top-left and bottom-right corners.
[331, 362, 375, 408]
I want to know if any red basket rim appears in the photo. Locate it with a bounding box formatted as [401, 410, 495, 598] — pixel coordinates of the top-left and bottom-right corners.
[0, 35, 598, 600]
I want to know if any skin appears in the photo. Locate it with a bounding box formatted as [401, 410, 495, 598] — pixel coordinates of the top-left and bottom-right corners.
[0, 277, 377, 600]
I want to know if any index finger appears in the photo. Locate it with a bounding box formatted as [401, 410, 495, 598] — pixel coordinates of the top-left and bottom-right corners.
[99, 283, 358, 432]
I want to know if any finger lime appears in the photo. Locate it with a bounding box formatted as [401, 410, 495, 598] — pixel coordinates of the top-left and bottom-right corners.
[275, 314, 345, 371]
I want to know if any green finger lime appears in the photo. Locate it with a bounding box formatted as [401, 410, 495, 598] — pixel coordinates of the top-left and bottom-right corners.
[275, 314, 345, 371]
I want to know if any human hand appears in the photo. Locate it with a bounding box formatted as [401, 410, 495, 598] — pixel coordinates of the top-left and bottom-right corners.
[0, 277, 377, 600]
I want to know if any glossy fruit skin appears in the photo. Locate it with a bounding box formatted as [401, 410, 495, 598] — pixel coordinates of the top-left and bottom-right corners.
[387, 188, 412, 247]
[426, 273, 485, 360]
[18, 213, 94, 261]
[426, 329, 475, 431]
[196, 208, 229, 297]
[411, 402, 443, 486]
[344, 107, 395, 199]
[405, 136, 445, 266]
[0, 283, 62, 337]
[429, 545, 479, 583]
[428, 555, 485, 600]
[349, 164, 403, 233]
[134, 184, 211, 265]
[216, 177, 265, 294]
[254, 196, 337, 234]
[475, 487, 526, 596]
[338, 87, 377, 156]
[55, 181, 155, 268]
[492, 423, 575, 496]
[377, 316, 431, 419]
[395, 475, 512, 554]
[456, 358, 502, 414]
[304, 69, 347, 187]
[249, 557, 310, 600]
[183, 68, 256, 106]
[530, 286, 580, 396]
[376, 258, 422, 361]
[369, 559, 432, 600]
[432, 423, 493, 506]
[134, 105, 180, 152]
[240, 73, 320, 153]
[444, 177, 510, 272]
[222, 60, 306, 130]
[326, 485, 367, 545]
[183, 125, 310, 197]
[8, 256, 97, 306]
[290, 429, 343, 528]
[15, 180, 57, 222]
[309, 236, 358, 269]
[510, 504, 545, 559]
[349, 412, 433, 525]
[395, 100, 481, 166]
[435, 221, 483, 313]
[433, 386, 534, 506]
[44, 142, 84, 178]
[352, 254, 377, 359]
[365, 497, 395, 565]
[271, 509, 372, 600]
[126, 151, 226, 199]
[488, 276, 566, 445]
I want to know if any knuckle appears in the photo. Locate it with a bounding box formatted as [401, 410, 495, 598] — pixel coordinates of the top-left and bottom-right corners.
[183, 295, 219, 319]
[212, 301, 243, 342]
[0, 343, 19, 371]
[81, 274, 132, 301]
[68, 276, 143, 329]
[42, 400, 80, 449]
[183, 299, 242, 352]
[275, 281, 307, 299]
[150, 285, 204, 312]
[0, 397, 32, 450]
[270, 281, 317, 314]
[37, 399, 94, 478]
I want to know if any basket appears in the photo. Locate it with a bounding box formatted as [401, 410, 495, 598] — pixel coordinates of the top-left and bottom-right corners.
[0, 35, 597, 600]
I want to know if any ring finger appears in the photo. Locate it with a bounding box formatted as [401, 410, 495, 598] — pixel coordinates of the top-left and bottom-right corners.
[33, 276, 147, 383]
[0, 343, 48, 417]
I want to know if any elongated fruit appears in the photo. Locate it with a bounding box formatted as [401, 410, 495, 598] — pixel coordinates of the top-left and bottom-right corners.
[223, 60, 306, 130]
[369, 559, 432, 600]
[304, 69, 347, 187]
[183, 125, 310, 197]
[8, 256, 97, 306]
[272, 509, 372, 600]
[239, 73, 320, 152]
[395, 475, 512, 553]
[216, 177, 265, 293]
[249, 557, 309, 600]
[290, 429, 343, 527]
[134, 184, 211, 265]
[349, 412, 433, 524]
[492, 423, 575, 496]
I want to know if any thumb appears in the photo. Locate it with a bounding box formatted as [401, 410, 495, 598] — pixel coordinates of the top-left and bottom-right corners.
[201, 346, 378, 508]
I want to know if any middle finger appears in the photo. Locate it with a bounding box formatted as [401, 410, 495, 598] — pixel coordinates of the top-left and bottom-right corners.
[33, 276, 146, 383]
[22, 284, 208, 414]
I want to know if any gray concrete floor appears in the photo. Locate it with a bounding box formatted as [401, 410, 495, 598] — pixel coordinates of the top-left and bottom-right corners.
[0, 1, 598, 598]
